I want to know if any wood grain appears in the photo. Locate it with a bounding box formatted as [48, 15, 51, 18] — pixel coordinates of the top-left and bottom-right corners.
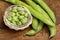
[0, 0, 60, 40]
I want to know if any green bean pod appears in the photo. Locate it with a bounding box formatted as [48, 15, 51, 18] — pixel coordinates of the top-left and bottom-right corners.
[48, 26, 56, 38]
[32, 17, 43, 31]
[5, 0, 55, 27]
[25, 30, 36, 36]
[25, 0, 53, 24]
[36, 21, 43, 32]
[25, 17, 39, 35]
[32, 17, 38, 30]
[26, 19, 43, 36]
[33, 0, 56, 38]
[34, 0, 56, 23]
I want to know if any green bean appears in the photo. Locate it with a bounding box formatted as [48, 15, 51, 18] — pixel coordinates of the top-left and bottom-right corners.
[25, 30, 36, 36]
[34, 0, 56, 23]
[25, 0, 53, 23]
[32, 17, 38, 30]
[33, 0, 56, 38]
[25, 17, 38, 35]
[48, 26, 56, 38]
[26, 19, 43, 36]
[5, 0, 55, 27]
[36, 21, 43, 32]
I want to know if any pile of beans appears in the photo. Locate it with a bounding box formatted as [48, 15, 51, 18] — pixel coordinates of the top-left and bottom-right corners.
[7, 6, 28, 26]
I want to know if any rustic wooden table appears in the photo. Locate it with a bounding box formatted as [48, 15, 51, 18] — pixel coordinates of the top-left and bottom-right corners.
[0, 0, 60, 40]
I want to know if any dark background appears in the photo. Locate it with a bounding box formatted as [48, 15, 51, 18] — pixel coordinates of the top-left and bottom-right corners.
[0, 0, 60, 40]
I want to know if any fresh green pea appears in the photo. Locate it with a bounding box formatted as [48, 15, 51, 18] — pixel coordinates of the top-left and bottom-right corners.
[17, 7, 24, 13]
[8, 12, 13, 16]
[12, 7, 17, 12]
[18, 15, 24, 20]
[7, 15, 12, 22]
[18, 11, 25, 15]
[11, 20, 16, 25]
[18, 21, 22, 25]
[21, 17, 28, 24]
[12, 12, 16, 16]
[17, 7, 24, 12]
[24, 12, 28, 17]
[16, 21, 22, 25]
[13, 16, 18, 21]
[15, 12, 20, 16]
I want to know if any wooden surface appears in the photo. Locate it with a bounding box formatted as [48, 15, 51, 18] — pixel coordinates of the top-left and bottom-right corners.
[0, 0, 60, 40]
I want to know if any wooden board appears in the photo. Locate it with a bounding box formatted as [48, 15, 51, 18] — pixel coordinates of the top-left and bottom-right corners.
[0, 0, 60, 40]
